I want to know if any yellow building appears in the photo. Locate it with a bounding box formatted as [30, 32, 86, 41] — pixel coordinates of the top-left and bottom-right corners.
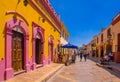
[91, 36, 98, 57]
[60, 21, 70, 62]
[111, 12, 120, 62]
[0, 0, 61, 81]
[88, 12, 120, 62]
[60, 22, 70, 45]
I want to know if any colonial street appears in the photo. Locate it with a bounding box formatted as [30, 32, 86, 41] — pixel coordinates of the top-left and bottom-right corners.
[47, 57, 120, 82]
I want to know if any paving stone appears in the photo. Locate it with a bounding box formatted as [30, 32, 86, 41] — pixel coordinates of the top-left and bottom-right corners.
[47, 58, 120, 82]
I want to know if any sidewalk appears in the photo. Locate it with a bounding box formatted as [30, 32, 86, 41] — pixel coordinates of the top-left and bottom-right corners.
[5, 63, 64, 82]
[89, 57, 120, 73]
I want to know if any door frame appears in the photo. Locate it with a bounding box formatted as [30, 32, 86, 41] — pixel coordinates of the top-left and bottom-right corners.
[118, 33, 120, 51]
[12, 30, 24, 72]
[48, 35, 54, 64]
[5, 18, 29, 80]
[32, 22, 44, 70]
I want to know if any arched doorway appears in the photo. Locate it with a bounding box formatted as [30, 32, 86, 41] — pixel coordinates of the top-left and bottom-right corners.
[35, 33, 42, 65]
[5, 18, 29, 80]
[100, 46, 104, 57]
[12, 27, 24, 72]
[48, 36, 54, 64]
[118, 33, 120, 51]
[32, 22, 45, 69]
[106, 44, 112, 53]
[49, 43, 53, 61]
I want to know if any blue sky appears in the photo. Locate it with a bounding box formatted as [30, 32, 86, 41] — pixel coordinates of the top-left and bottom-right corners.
[49, 0, 120, 47]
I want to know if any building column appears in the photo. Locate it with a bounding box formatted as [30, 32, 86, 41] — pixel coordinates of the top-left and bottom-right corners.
[24, 35, 30, 72]
[5, 29, 14, 80]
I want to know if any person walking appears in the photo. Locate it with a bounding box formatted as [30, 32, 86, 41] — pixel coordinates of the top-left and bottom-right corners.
[72, 54, 75, 63]
[77, 50, 80, 58]
[58, 52, 62, 63]
[83, 53, 87, 62]
[108, 51, 113, 61]
[72, 50, 76, 63]
[80, 52, 83, 61]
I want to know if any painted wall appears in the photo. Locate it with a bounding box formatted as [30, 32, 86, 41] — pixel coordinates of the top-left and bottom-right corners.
[94, 13, 120, 58]
[0, 0, 61, 81]
[111, 21, 120, 52]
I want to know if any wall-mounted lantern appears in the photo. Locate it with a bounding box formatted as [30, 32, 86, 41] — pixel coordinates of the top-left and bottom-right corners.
[42, 18, 45, 23]
[39, 17, 45, 23]
[24, 0, 28, 6]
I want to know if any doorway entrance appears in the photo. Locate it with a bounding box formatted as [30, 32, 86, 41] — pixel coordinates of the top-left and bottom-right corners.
[118, 33, 120, 51]
[49, 44, 53, 61]
[12, 30, 24, 72]
[100, 46, 104, 57]
[35, 38, 42, 65]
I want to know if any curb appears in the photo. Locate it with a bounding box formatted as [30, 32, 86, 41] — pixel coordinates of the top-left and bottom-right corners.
[96, 63, 120, 73]
[36, 64, 64, 82]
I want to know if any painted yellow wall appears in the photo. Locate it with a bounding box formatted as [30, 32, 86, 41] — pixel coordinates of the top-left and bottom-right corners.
[96, 16, 120, 57]
[0, 0, 60, 60]
[111, 21, 120, 52]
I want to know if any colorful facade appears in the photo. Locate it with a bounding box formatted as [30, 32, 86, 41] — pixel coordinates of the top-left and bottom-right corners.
[87, 12, 120, 63]
[60, 22, 69, 45]
[0, 0, 62, 81]
[60, 22, 70, 62]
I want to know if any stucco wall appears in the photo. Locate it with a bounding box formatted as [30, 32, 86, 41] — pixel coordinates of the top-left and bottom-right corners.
[0, 0, 61, 81]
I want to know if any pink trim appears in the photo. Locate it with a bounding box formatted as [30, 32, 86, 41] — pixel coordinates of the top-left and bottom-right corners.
[0, 58, 5, 81]
[32, 22, 45, 69]
[6, 11, 29, 26]
[29, 0, 61, 33]
[43, 57, 49, 66]
[29, 57, 33, 70]
[5, 18, 29, 80]
[55, 40, 60, 62]
[39, 0, 61, 27]
[48, 36, 54, 64]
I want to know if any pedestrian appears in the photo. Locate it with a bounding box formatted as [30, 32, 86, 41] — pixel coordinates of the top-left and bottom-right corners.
[58, 52, 62, 62]
[72, 55, 75, 63]
[72, 50, 76, 63]
[83, 53, 87, 62]
[108, 51, 113, 61]
[80, 52, 83, 61]
[78, 50, 81, 58]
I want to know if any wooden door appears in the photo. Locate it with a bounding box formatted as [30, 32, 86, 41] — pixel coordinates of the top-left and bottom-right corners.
[49, 44, 53, 61]
[100, 47, 104, 57]
[12, 31, 24, 72]
[35, 39, 42, 64]
[118, 34, 120, 51]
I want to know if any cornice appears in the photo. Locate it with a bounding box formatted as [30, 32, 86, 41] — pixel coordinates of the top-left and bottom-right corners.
[29, 0, 60, 33]
[112, 12, 120, 25]
[39, 0, 61, 28]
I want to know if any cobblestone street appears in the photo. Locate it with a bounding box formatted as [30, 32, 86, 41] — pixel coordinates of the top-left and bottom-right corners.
[47, 57, 120, 82]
